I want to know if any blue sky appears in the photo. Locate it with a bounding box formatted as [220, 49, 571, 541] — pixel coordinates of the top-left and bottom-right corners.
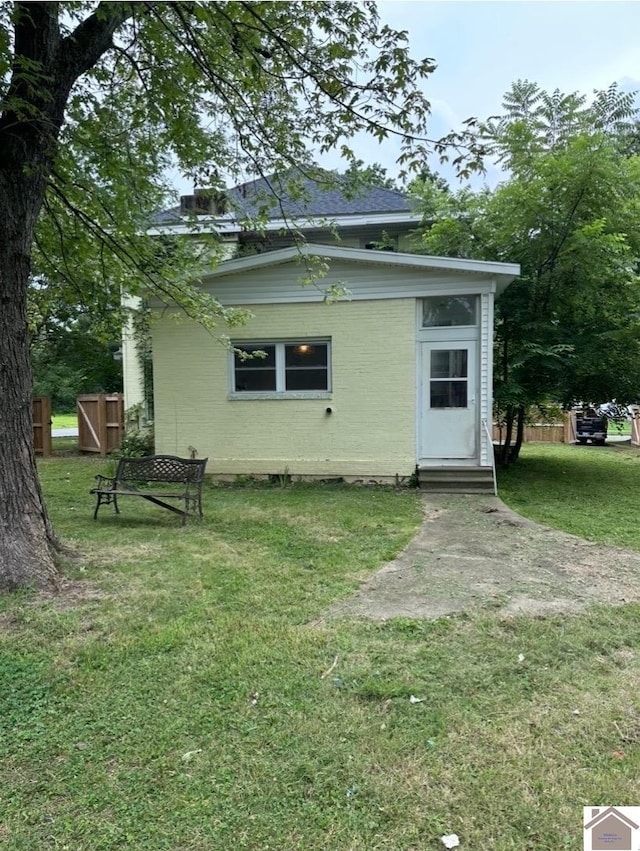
[320, 0, 640, 186]
[173, 2, 640, 194]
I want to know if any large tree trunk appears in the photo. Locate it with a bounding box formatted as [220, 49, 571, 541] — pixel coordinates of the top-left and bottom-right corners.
[0, 3, 131, 590]
[0, 174, 59, 590]
[0, 6, 69, 590]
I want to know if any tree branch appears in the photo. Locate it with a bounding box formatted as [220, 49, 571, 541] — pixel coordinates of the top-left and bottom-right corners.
[61, 2, 135, 82]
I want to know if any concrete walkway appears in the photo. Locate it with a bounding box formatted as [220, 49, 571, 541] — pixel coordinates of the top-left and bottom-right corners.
[328, 494, 640, 620]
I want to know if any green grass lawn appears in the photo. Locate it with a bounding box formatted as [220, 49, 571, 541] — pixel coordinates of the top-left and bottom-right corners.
[498, 442, 640, 550]
[609, 419, 632, 436]
[51, 411, 78, 430]
[1, 453, 640, 849]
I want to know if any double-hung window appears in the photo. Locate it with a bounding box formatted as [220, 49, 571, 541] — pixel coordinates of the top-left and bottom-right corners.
[231, 340, 331, 397]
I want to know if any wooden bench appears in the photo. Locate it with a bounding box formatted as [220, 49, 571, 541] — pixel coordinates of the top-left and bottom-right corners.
[91, 455, 208, 525]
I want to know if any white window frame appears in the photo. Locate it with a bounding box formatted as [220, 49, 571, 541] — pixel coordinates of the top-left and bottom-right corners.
[229, 339, 332, 400]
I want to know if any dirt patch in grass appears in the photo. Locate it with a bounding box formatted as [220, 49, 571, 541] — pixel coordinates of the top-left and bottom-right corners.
[36, 577, 109, 610]
[327, 495, 640, 620]
[0, 578, 107, 636]
[64, 540, 165, 568]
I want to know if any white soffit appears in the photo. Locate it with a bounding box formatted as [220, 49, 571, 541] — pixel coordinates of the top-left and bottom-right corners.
[146, 211, 422, 237]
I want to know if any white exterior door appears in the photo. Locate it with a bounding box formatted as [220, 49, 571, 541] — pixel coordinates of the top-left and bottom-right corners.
[419, 341, 477, 460]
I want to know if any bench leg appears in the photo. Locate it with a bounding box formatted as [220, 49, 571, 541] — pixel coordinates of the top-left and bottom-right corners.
[93, 491, 119, 520]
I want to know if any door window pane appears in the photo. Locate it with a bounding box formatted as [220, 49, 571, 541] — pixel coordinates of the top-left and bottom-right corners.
[423, 296, 478, 327]
[431, 349, 467, 379]
[430, 349, 468, 408]
[430, 381, 468, 408]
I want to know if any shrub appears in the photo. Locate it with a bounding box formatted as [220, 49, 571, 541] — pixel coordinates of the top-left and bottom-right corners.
[117, 426, 154, 458]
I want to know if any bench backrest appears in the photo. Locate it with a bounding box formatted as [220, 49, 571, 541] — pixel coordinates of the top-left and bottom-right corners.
[115, 455, 207, 484]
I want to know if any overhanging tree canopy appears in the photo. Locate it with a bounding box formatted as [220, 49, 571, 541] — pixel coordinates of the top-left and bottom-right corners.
[415, 81, 640, 464]
[0, 1, 485, 590]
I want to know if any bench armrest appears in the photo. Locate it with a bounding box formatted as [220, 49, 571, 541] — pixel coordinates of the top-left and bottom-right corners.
[93, 474, 116, 490]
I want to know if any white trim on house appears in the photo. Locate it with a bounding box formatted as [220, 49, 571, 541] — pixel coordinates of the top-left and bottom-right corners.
[479, 291, 494, 467]
[201, 243, 520, 283]
[415, 295, 485, 466]
[146, 212, 422, 237]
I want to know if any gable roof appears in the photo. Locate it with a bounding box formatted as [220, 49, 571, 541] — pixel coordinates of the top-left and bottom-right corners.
[229, 174, 411, 218]
[150, 174, 413, 228]
[200, 243, 520, 287]
[191, 244, 519, 307]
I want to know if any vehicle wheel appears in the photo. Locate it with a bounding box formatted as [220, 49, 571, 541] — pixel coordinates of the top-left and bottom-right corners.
[577, 438, 588, 445]
[596, 439, 606, 446]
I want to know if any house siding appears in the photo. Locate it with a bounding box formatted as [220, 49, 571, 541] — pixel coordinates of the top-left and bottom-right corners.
[201, 259, 495, 306]
[152, 299, 417, 479]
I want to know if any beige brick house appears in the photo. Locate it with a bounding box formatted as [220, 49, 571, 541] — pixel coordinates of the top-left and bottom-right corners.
[128, 177, 519, 485]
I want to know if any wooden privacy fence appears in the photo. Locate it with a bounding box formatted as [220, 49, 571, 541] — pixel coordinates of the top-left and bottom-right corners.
[77, 394, 124, 455]
[493, 413, 574, 445]
[33, 396, 52, 457]
[494, 410, 640, 446]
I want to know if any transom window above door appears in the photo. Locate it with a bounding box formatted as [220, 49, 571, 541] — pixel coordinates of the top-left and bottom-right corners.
[231, 340, 331, 397]
[422, 295, 478, 328]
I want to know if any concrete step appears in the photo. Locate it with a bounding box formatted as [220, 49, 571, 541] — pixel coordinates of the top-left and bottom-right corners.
[418, 466, 495, 494]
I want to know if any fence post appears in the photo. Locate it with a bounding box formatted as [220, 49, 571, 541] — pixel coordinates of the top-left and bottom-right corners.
[97, 394, 108, 456]
[632, 409, 640, 447]
[105, 394, 125, 454]
[563, 412, 576, 444]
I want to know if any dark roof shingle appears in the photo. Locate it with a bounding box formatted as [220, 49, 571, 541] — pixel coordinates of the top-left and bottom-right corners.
[150, 173, 411, 226]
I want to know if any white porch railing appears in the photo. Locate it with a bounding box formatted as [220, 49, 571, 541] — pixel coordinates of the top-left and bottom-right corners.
[482, 418, 498, 496]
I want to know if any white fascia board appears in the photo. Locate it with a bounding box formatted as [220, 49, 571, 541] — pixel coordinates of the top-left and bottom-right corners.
[200, 243, 520, 285]
[146, 211, 421, 237]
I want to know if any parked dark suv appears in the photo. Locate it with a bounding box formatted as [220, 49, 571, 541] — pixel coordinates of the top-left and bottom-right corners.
[575, 407, 608, 446]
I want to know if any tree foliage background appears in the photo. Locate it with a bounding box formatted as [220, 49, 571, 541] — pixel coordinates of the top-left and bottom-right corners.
[413, 80, 640, 463]
[0, 1, 487, 588]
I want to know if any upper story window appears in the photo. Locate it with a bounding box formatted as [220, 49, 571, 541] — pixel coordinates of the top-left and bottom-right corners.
[422, 295, 478, 328]
[232, 340, 331, 397]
